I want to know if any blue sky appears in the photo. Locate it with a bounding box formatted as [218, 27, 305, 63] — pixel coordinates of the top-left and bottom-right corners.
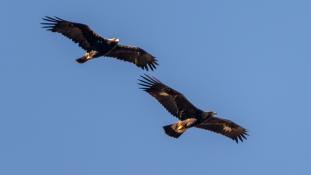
[1, 0, 311, 174]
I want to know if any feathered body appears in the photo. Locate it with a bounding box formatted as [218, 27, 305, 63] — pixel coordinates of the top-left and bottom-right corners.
[139, 75, 248, 143]
[41, 16, 158, 70]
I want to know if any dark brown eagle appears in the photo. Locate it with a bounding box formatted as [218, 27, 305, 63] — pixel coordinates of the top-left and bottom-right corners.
[41, 16, 158, 71]
[139, 75, 248, 143]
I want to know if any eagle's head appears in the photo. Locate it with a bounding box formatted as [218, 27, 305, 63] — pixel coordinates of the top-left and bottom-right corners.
[201, 111, 217, 120]
[109, 38, 120, 44]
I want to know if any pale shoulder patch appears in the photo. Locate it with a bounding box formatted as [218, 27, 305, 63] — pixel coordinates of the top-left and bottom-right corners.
[223, 125, 232, 132]
[159, 92, 169, 96]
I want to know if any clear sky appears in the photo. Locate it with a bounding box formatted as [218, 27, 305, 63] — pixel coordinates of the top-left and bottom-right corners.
[1, 0, 311, 174]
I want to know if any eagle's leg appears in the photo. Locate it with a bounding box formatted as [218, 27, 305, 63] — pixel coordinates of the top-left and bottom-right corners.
[176, 118, 197, 132]
[84, 50, 97, 60]
[184, 118, 198, 128]
[176, 121, 186, 132]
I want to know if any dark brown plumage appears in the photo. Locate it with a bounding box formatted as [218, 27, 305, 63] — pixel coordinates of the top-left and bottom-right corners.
[139, 75, 248, 143]
[41, 16, 157, 71]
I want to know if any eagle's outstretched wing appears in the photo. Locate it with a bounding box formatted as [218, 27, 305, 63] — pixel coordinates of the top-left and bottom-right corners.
[41, 16, 106, 51]
[139, 75, 200, 119]
[196, 117, 248, 143]
[107, 45, 158, 71]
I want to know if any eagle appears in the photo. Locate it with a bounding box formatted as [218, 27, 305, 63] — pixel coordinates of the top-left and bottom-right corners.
[41, 16, 158, 71]
[139, 75, 248, 143]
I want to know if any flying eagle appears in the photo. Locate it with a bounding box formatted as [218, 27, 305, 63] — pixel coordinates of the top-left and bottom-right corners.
[139, 75, 248, 143]
[41, 16, 158, 71]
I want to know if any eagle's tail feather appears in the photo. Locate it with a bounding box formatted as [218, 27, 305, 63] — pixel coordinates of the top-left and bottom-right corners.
[163, 122, 187, 138]
[76, 56, 88, 64]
